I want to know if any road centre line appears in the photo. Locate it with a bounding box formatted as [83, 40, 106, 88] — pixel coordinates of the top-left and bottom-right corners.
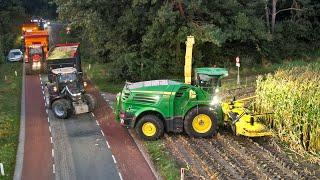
[49, 126, 51, 133]
[96, 120, 99, 126]
[52, 149, 54, 158]
[112, 155, 117, 164]
[50, 137, 53, 144]
[100, 130, 105, 137]
[106, 141, 110, 149]
[47, 117, 50, 122]
[118, 172, 123, 180]
[52, 164, 55, 174]
[91, 112, 95, 117]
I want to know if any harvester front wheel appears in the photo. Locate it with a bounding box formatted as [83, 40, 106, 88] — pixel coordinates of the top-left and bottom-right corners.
[52, 99, 71, 119]
[184, 107, 217, 138]
[135, 115, 164, 141]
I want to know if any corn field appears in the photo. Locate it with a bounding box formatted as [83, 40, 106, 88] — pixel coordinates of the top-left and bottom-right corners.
[255, 62, 320, 153]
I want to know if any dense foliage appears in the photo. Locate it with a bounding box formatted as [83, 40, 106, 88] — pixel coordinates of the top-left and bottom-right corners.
[54, 0, 320, 81]
[0, 0, 25, 62]
[256, 61, 320, 153]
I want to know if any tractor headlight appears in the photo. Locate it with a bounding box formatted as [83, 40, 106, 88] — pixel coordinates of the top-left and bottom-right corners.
[210, 95, 220, 106]
[83, 81, 87, 87]
[53, 86, 57, 92]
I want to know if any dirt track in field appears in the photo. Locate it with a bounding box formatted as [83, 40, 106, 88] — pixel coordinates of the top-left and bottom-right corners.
[164, 132, 319, 180]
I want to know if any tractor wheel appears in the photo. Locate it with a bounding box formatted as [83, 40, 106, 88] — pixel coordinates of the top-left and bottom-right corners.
[184, 106, 217, 138]
[52, 99, 71, 119]
[135, 115, 164, 141]
[83, 93, 97, 111]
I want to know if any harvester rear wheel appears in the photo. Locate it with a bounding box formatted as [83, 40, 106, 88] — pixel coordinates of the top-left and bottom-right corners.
[184, 106, 217, 138]
[135, 115, 164, 141]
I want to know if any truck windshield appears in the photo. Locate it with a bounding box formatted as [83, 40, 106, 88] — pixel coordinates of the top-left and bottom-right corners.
[30, 47, 42, 55]
[58, 73, 77, 83]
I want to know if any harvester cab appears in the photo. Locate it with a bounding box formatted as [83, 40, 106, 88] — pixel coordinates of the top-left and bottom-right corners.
[194, 67, 228, 94]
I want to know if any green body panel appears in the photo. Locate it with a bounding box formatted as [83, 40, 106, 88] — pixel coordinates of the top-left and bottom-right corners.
[118, 80, 211, 120]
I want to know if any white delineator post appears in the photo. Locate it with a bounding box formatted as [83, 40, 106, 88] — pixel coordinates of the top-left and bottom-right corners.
[0, 163, 5, 176]
[180, 168, 185, 180]
[236, 56, 240, 86]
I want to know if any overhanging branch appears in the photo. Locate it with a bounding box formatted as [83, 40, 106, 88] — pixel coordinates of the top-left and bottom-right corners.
[276, 8, 303, 15]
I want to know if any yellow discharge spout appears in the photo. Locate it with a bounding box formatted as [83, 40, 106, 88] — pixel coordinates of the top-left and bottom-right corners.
[184, 36, 195, 84]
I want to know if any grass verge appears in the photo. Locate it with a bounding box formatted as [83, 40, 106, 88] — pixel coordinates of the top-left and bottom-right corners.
[144, 140, 180, 180]
[83, 62, 181, 180]
[0, 63, 22, 180]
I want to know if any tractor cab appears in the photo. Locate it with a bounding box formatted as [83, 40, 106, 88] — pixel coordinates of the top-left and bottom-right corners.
[194, 67, 228, 94]
[51, 67, 85, 94]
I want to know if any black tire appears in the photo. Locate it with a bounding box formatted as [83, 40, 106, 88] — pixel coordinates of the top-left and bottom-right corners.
[135, 115, 164, 141]
[52, 99, 72, 119]
[83, 93, 97, 111]
[184, 106, 217, 138]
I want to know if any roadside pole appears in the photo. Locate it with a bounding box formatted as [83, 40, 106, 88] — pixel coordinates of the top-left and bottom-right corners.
[236, 56, 240, 86]
[0, 163, 4, 176]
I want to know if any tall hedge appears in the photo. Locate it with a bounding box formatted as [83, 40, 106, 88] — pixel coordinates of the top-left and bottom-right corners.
[256, 62, 320, 153]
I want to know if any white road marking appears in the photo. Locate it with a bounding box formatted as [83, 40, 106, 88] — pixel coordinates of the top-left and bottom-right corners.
[91, 112, 95, 117]
[52, 149, 54, 158]
[96, 120, 100, 126]
[47, 117, 50, 123]
[49, 126, 51, 133]
[43, 96, 45, 100]
[119, 172, 123, 180]
[112, 155, 117, 164]
[46, 109, 48, 114]
[0, 163, 4, 176]
[50, 137, 53, 144]
[106, 141, 110, 149]
[52, 164, 55, 174]
[100, 130, 105, 137]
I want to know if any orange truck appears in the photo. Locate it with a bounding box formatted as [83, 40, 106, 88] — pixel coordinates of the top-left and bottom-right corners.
[24, 30, 49, 74]
[22, 22, 39, 35]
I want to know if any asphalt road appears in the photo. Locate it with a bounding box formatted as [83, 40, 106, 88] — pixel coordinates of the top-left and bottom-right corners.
[40, 75, 120, 180]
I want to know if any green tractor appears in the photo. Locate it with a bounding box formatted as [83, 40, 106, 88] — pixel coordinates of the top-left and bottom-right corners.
[115, 36, 272, 140]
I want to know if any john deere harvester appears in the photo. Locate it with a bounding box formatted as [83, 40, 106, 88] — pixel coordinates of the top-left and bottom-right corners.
[115, 36, 272, 140]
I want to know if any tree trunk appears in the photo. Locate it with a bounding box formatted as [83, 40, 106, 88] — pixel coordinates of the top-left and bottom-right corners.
[265, 1, 270, 33]
[271, 0, 278, 33]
